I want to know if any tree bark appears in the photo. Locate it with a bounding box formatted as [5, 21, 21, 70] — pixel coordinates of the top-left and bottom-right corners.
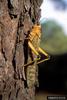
[0, 0, 43, 100]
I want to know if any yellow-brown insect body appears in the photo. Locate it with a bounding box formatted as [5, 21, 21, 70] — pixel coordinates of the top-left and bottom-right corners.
[23, 24, 50, 88]
[26, 24, 41, 87]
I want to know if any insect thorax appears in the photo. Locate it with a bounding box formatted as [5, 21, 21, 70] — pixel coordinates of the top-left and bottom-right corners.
[29, 24, 41, 49]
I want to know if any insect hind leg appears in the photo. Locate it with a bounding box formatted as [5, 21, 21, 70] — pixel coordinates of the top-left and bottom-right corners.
[37, 47, 50, 64]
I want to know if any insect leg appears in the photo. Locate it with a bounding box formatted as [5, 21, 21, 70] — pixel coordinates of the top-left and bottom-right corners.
[37, 47, 50, 64]
[23, 41, 41, 67]
[28, 41, 41, 60]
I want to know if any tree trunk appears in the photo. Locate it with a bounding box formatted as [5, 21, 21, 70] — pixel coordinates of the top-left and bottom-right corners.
[0, 0, 42, 100]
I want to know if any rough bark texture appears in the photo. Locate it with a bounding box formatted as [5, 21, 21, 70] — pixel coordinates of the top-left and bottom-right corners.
[0, 0, 43, 100]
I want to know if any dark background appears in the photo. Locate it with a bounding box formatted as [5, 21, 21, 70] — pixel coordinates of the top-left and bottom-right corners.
[36, 53, 67, 94]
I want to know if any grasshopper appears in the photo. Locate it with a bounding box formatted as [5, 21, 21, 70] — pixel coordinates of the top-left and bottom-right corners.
[23, 24, 50, 83]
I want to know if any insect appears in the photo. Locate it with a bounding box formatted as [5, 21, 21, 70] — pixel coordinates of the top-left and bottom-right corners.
[23, 24, 50, 87]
